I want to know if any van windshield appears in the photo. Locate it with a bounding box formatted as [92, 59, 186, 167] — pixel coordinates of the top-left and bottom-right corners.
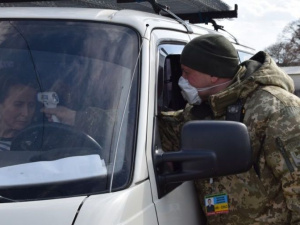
[0, 20, 139, 201]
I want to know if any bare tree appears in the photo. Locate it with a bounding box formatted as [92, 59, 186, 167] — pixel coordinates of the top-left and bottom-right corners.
[265, 18, 300, 66]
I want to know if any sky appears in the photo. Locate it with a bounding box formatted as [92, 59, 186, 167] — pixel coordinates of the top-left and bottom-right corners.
[210, 0, 300, 51]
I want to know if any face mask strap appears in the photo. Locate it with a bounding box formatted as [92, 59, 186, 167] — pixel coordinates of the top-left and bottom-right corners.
[196, 79, 232, 92]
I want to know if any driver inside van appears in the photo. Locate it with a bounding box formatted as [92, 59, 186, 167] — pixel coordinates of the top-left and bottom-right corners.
[0, 75, 37, 151]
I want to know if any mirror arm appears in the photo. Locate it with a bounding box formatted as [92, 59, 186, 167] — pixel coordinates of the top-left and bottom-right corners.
[155, 149, 215, 165]
[154, 150, 215, 198]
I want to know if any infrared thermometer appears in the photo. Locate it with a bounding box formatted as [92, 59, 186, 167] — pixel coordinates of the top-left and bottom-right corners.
[37, 92, 60, 123]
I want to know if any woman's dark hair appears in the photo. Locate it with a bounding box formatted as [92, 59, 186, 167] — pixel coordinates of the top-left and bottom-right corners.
[0, 74, 38, 103]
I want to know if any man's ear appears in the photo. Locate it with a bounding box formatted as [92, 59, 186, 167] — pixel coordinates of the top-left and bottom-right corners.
[210, 76, 219, 83]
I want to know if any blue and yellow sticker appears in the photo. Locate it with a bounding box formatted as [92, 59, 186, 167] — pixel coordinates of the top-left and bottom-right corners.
[205, 193, 229, 216]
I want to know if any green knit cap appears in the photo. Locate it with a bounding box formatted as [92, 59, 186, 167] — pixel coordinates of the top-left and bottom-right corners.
[181, 34, 239, 78]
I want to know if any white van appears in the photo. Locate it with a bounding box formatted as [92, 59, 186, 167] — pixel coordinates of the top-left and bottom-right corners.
[0, 1, 255, 224]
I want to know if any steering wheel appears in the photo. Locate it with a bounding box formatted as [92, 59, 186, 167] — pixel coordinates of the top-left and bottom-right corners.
[11, 123, 102, 152]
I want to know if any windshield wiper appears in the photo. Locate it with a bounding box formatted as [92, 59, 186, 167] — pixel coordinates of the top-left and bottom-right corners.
[0, 195, 18, 203]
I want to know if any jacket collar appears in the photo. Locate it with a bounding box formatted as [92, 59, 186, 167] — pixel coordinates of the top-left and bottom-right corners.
[208, 65, 259, 117]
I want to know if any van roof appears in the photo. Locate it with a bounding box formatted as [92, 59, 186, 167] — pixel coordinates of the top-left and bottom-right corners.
[0, 7, 212, 36]
[0, 5, 254, 52]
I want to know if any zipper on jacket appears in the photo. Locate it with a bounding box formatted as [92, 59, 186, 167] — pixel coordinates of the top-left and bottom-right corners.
[275, 137, 295, 173]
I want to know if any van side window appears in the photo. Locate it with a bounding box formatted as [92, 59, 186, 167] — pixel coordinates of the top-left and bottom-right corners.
[157, 44, 187, 113]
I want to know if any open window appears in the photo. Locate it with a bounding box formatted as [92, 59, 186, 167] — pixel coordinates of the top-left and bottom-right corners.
[157, 44, 187, 113]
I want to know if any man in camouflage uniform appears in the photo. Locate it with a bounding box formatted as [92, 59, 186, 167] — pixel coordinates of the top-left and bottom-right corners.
[159, 34, 300, 224]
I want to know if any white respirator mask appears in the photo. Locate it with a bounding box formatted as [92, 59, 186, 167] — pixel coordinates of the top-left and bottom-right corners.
[178, 76, 202, 105]
[178, 76, 232, 105]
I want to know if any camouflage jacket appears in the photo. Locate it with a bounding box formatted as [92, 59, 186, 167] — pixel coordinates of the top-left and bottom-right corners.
[158, 51, 300, 225]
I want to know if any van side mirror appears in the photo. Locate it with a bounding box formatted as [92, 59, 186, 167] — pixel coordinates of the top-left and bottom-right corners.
[155, 121, 252, 198]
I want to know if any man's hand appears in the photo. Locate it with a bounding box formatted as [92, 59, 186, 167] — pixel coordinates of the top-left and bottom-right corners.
[41, 106, 76, 125]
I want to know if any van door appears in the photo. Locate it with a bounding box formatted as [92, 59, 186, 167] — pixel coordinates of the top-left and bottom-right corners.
[146, 29, 206, 225]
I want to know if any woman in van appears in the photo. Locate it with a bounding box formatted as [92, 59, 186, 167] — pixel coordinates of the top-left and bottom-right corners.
[0, 75, 37, 151]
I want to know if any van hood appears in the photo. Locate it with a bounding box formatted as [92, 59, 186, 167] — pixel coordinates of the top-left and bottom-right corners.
[0, 196, 86, 225]
[0, 181, 157, 225]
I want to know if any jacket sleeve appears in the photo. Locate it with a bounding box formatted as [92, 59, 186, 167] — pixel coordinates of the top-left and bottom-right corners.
[264, 106, 300, 224]
[158, 110, 185, 152]
[158, 103, 212, 152]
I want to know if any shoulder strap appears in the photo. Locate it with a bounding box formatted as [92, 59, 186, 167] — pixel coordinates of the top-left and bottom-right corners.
[226, 98, 266, 178]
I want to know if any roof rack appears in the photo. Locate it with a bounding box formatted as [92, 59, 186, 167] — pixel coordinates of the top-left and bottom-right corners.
[117, 0, 238, 35]
[117, 0, 237, 23]
[119, 0, 195, 33]
[117, 0, 238, 34]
